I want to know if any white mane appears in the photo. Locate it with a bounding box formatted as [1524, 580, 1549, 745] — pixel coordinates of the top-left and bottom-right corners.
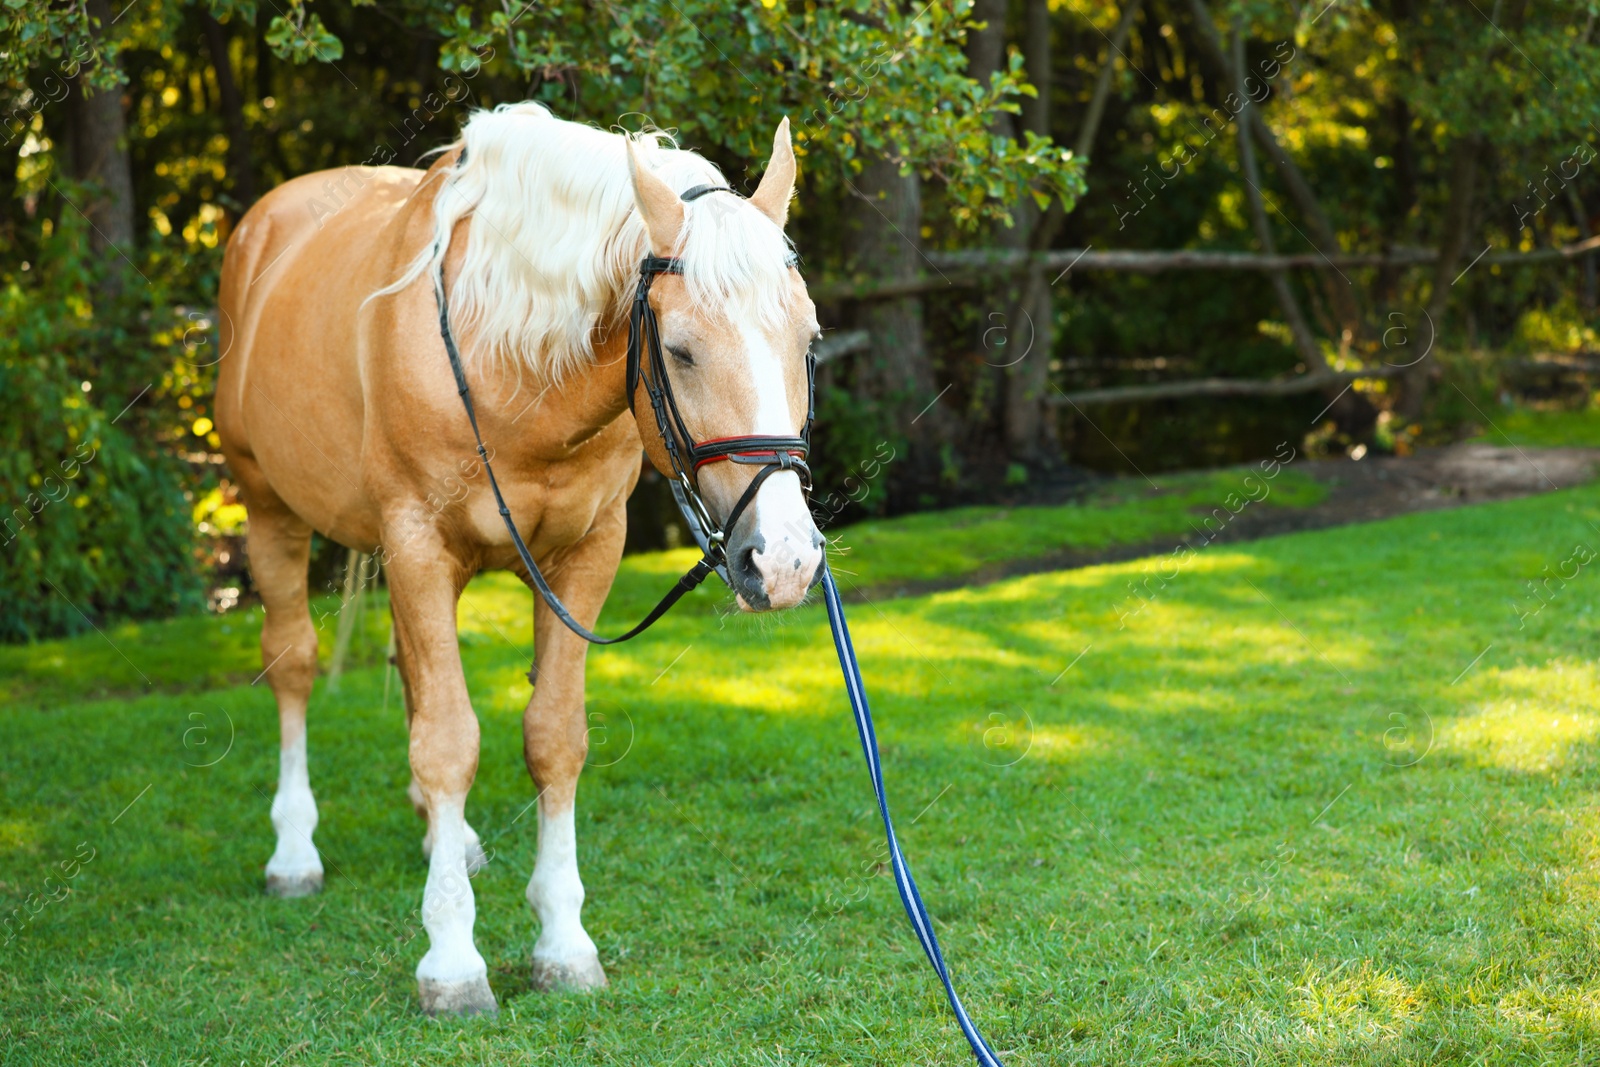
[380, 102, 797, 385]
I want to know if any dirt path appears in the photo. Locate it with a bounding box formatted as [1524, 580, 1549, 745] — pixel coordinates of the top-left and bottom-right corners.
[851, 443, 1600, 601]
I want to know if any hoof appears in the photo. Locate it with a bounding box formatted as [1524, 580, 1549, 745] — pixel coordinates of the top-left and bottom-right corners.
[265, 871, 323, 898]
[531, 953, 608, 992]
[419, 974, 499, 1017]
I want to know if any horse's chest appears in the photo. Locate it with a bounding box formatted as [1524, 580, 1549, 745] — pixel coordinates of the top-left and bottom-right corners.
[463, 451, 628, 562]
[532, 477, 607, 544]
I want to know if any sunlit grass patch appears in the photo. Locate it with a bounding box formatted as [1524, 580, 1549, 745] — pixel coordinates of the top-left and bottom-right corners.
[1443, 659, 1600, 773]
[1292, 959, 1424, 1039]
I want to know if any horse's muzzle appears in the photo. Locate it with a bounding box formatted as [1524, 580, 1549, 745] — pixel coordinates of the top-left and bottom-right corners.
[730, 523, 825, 612]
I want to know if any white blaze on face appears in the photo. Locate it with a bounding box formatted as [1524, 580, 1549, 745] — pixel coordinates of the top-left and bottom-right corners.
[737, 332, 823, 610]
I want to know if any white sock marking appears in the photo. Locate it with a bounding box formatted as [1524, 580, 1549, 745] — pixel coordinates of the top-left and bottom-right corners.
[265, 734, 323, 881]
[526, 804, 599, 965]
[416, 793, 489, 985]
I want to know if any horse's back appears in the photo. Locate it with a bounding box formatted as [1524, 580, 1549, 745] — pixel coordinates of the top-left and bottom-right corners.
[217, 165, 427, 548]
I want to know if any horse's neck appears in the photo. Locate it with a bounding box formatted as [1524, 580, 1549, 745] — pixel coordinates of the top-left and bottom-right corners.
[554, 327, 632, 440]
[419, 177, 634, 456]
[467, 320, 632, 456]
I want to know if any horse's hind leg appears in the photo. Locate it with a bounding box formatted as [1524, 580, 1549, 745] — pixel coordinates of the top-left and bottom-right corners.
[243, 483, 325, 897]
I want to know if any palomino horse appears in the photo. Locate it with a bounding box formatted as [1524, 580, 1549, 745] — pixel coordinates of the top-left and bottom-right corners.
[215, 103, 824, 1015]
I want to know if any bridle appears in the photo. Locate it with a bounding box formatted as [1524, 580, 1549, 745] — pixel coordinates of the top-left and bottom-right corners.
[629, 185, 814, 580]
[434, 177, 815, 644]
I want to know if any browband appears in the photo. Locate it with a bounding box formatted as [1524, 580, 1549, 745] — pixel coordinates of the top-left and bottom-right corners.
[680, 183, 732, 201]
[672, 181, 804, 269]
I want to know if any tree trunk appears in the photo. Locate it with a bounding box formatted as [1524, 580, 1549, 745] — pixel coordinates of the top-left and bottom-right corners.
[962, 0, 1035, 461]
[1230, 25, 1324, 376]
[203, 12, 258, 216]
[1375, 97, 1419, 308]
[1187, 0, 1362, 344]
[255, 4, 273, 102]
[1567, 182, 1596, 309]
[1228, 22, 1380, 436]
[65, 0, 137, 270]
[997, 0, 1141, 463]
[846, 157, 952, 463]
[1001, 271, 1056, 460]
[1403, 134, 1484, 418]
[1002, 0, 1056, 463]
[1019, 0, 1051, 145]
[964, 0, 1009, 100]
[1076, 0, 1141, 165]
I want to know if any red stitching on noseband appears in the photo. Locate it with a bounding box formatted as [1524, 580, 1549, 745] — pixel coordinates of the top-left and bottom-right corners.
[692, 440, 807, 472]
[692, 437, 807, 469]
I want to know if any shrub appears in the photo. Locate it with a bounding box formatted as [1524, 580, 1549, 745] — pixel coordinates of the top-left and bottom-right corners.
[0, 213, 201, 642]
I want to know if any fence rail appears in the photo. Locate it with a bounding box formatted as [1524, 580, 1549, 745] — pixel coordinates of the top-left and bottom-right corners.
[807, 235, 1600, 302]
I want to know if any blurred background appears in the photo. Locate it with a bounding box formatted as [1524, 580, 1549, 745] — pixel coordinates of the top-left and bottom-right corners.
[4, 0, 1599, 641]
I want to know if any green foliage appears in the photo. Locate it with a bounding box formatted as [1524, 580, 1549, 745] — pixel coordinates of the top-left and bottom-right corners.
[0, 0, 119, 93]
[464, 0, 1083, 223]
[0, 0, 1083, 227]
[0, 211, 202, 642]
[263, 9, 344, 64]
[806, 379, 904, 526]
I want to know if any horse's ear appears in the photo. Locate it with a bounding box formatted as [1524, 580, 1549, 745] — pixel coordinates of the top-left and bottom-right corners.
[626, 139, 686, 255]
[749, 117, 795, 229]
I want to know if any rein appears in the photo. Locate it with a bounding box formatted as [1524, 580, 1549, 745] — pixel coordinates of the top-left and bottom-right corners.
[822, 571, 1008, 1067]
[433, 174, 1008, 1065]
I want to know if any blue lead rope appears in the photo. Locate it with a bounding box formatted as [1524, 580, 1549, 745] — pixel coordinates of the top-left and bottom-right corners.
[820, 569, 1007, 1067]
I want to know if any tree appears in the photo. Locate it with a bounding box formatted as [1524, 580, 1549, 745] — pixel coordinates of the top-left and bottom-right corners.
[0, 0, 1084, 635]
[59, 0, 136, 267]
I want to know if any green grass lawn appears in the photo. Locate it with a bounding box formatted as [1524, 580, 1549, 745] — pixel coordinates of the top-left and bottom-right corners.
[1467, 402, 1600, 448]
[827, 466, 1324, 590]
[4, 476, 1600, 1065]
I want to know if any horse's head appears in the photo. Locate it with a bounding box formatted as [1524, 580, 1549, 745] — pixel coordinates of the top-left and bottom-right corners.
[625, 120, 824, 612]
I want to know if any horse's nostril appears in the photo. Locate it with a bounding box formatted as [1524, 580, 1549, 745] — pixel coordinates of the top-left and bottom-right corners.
[730, 541, 771, 611]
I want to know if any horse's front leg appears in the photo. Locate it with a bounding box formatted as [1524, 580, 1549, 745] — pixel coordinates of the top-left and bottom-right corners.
[386, 532, 497, 1016]
[398, 646, 489, 876]
[522, 513, 627, 992]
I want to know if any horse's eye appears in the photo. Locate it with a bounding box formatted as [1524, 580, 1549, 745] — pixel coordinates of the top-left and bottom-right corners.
[667, 345, 695, 367]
